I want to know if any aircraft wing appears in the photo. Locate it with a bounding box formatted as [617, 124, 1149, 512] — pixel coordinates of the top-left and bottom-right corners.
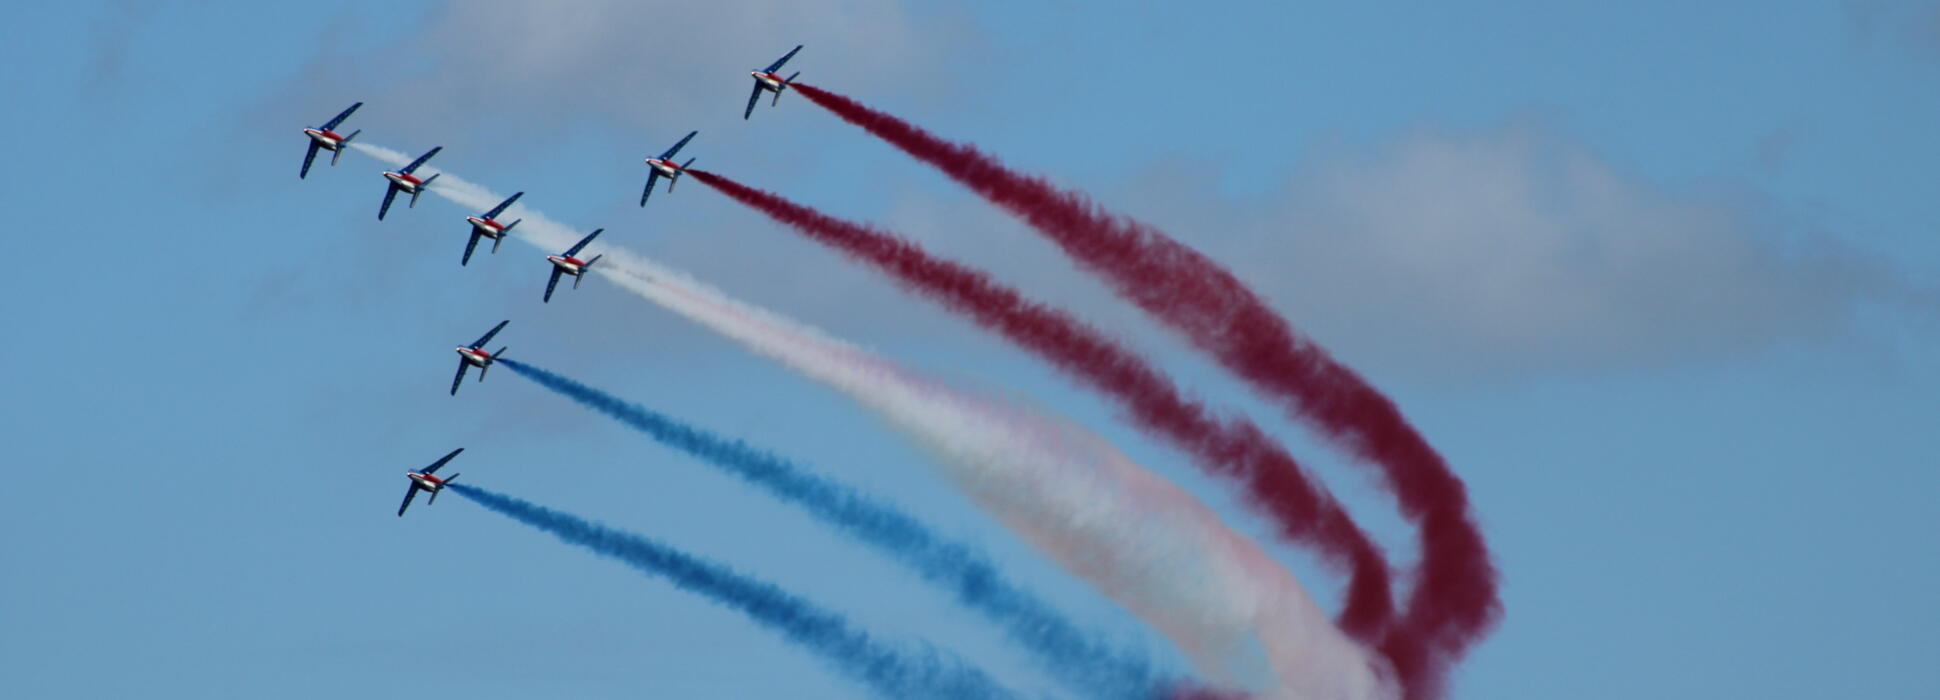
[640, 171, 661, 207]
[401, 146, 443, 174]
[470, 320, 510, 349]
[564, 229, 603, 257]
[397, 485, 419, 517]
[300, 141, 321, 179]
[660, 131, 698, 159]
[462, 231, 483, 266]
[423, 447, 464, 475]
[764, 45, 803, 73]
[378, 184, 401, 220]
[450, 361, 470, 395]
[322, 102, 363, 131]
[485, 192, 524, 219]
[543, 267, 564, 303]
[743, 84, 764, 120]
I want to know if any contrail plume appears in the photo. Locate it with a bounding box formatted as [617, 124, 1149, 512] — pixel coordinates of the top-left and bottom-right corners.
[497, 357, 1162, 699]
[688, 169, 1393, 643]
[449, 483, 1017, 699]
[790, 84, 1498, 699]
[350, 143, 1392, 699]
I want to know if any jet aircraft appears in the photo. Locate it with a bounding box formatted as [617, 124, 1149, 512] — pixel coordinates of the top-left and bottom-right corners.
[377, 146, 444, 220]
[397, 447, 463, 517]
[744, 45, 803, 120]
[451, 320, 509, 396]
[462, 192, 524, 265]
[299, 102, 363, 179]
[640, 131, 698, 207]
[543, 229, 604, 303]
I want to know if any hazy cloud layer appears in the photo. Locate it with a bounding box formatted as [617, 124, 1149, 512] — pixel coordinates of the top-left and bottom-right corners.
[1845, 1, 1940, 58]
[1112, 125, 1894, 383]
[647, 123, 1906, 387]
[277, 0, 969, 140]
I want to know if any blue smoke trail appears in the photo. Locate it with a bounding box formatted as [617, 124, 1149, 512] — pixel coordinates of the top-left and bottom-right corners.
[497, 358, 1164, 699]
[449, 483, 1014, 699]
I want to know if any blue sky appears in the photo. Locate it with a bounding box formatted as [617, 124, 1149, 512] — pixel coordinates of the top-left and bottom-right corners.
[3, 1, 1936, 698]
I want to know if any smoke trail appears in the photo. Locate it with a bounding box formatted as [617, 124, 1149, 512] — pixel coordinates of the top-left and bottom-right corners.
[791, 84, 1498, 699]
[497, 357, 1162, 699]
[688, 170, 1392, 643]
[350, 142, 1391, 699]
[448, 483, 1016, 699]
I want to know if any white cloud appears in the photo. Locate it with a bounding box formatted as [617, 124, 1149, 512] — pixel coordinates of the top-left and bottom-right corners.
[1114, 125, 1894, 382]
[614, 122, 1908, 386]
[289, 0, 970, 138]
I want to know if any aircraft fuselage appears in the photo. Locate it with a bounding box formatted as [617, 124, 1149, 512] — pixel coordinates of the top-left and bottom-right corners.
[467, 216, 508, 239]
[646, 158, 683, 177]
[548, 255, 590, 276]
[304, 128, 347, 150]
[408, 472, 445, 491]
[753, 71, 786, 91]
[456, 346, 493, 367]
[384, 171, 425, 192]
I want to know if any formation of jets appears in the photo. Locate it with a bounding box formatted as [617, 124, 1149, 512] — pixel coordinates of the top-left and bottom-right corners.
[301, 47, 808, 515]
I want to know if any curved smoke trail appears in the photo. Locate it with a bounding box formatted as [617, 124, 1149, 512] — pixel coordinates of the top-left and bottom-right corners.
[686, 170, 1392, 642]
[497, 357, 1162, 699]
[791, 83, 1499, 699]
[449, 483, 1017, 700]
[350, 142, 1392, 699]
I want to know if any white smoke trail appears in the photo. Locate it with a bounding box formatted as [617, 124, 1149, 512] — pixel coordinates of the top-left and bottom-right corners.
[351, 143, 1392, 699]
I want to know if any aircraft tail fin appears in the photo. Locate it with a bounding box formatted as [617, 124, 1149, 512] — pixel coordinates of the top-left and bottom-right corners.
[428, 487, 439, 505]
[491, 235, 504, 254]
[333, 128, 360, 166]
[670, 159, 695, 191]
[493, 346, 507, 360]
[777, 71, 801, 104]
[573, 257, 600, 289]
[504, 219, 521, 234]
[410, 174, 439, 208]
[333, 130, 361, 166]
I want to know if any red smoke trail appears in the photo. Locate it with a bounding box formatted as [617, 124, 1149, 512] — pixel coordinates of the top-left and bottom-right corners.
[690, 169, 1395, 649]
[791, 83, 1497, 699]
